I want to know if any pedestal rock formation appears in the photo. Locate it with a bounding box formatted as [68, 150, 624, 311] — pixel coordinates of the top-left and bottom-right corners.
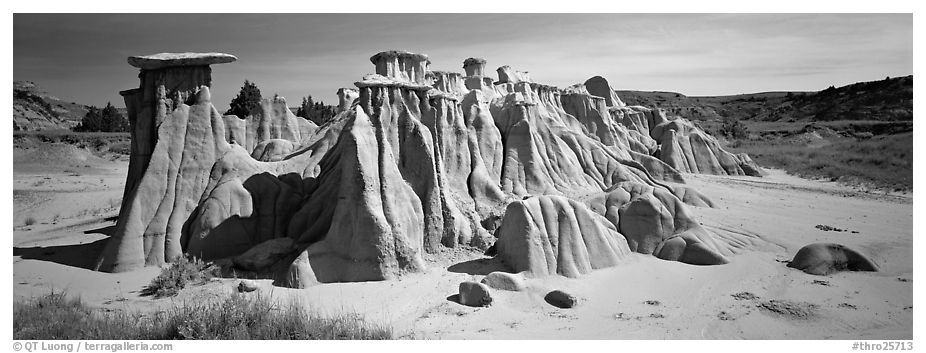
[97, 53, 237, 272]
[97, 50, 765, 287]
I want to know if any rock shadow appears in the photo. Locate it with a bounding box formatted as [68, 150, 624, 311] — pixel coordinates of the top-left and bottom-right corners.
[14, 238, 109, 270]
[83, 224, 117, 237]
[446, 294, 460, 304]
[447, 256, 506, 276]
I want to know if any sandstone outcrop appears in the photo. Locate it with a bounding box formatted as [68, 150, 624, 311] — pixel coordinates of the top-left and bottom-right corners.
[370, 50, 430, 84]
[653, 118, 763, 176]
[223, 95, 317, 154]
[570, 76, 764, 177]
[97, 50, 765, 289]
[495, 180, 752, 278]
[337, 88, 359, 112]
[787, 243, 879, 275]
[97, 53, 235, 272]
[495, 196, 631, 278]
[583, 76, 626, 108]
[496, 65, 532, 84]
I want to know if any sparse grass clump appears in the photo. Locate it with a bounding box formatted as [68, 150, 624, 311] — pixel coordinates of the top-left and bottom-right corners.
[14, 291, 392, 340]
[141, 255, 218, 298]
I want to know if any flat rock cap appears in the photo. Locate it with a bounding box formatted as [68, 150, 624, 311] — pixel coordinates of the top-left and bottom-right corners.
[463, 57, 487, 66]
[127, 52, 237, 70]
[369, 50, 429, 64]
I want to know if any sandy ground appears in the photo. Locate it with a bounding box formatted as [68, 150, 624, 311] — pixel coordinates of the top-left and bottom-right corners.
[12, 148, 912, 339]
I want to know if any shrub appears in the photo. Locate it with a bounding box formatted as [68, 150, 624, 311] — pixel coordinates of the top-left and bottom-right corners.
[23, 216, 36, 226]
[14, 291, 392, 340]
[718, 117, 749, 139]
[141, 255, 217, 298]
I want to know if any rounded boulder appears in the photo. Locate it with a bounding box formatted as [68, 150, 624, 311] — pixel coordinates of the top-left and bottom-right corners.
[458, 281, 493, 307]
[787, 243, 879, 276]
[545, 290, 578, 309]
[481, 271, 527, 291]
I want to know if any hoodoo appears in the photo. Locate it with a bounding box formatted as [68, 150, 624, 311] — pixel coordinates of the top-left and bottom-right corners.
[97, 52, 237, 272]
[370, 50, 431, 85]
[337, 87, 359, 112]
[496, 65, 532, 84]
[97, 50, 764, 288]
[463, 57, 487, 77]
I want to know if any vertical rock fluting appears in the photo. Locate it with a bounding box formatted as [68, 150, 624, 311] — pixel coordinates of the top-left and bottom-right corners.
[496, 65, 532, 84]
[426, 71, 468, 97]
[370, 50, 431, 84]
[463, 57, 487, 77]
[221, 96, 318, 160]
[117, 65, 213, 218]
[573, 76, 764, 177]
[97, 53, 237, 272]
[495, 195, 631, 278]
[101, 50, 764, 286]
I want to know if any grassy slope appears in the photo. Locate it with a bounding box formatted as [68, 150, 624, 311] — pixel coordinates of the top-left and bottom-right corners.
[728, 131, 912, 191]
[617, 75, 912, 122]
[619, 76, 912, 191]
[14, 81, 91, 130]
[14, 291, 393, 340]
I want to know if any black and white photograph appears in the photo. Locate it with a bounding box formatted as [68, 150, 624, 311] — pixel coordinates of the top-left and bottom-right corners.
[6, 5, 918, 346]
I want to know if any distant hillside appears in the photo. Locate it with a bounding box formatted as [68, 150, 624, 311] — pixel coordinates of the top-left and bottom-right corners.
[13, 81, 92, 131]
[617, 75, 912, 122]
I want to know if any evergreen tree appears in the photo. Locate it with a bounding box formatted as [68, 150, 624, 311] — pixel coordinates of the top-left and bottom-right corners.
[295, 96, 309, 119]
[296, 95, 314, 121]
[294, 94, 337, 125]
[225, 80, 262, 118]
[74, 102, 129, 132]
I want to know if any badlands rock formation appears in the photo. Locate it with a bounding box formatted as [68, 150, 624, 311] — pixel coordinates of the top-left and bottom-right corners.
[97, 50, 764, 288]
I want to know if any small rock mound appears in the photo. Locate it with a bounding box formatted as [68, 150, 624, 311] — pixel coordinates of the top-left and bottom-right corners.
[787, 243, 879, 275]
[458, 281, 493, 307]
[544, 290, 578, 308]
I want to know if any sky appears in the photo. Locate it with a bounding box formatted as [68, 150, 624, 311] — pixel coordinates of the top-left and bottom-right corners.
[13, 13, 913, 109]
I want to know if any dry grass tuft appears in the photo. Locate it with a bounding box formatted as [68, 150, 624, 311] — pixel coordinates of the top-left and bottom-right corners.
[14, 291, 393, 340]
